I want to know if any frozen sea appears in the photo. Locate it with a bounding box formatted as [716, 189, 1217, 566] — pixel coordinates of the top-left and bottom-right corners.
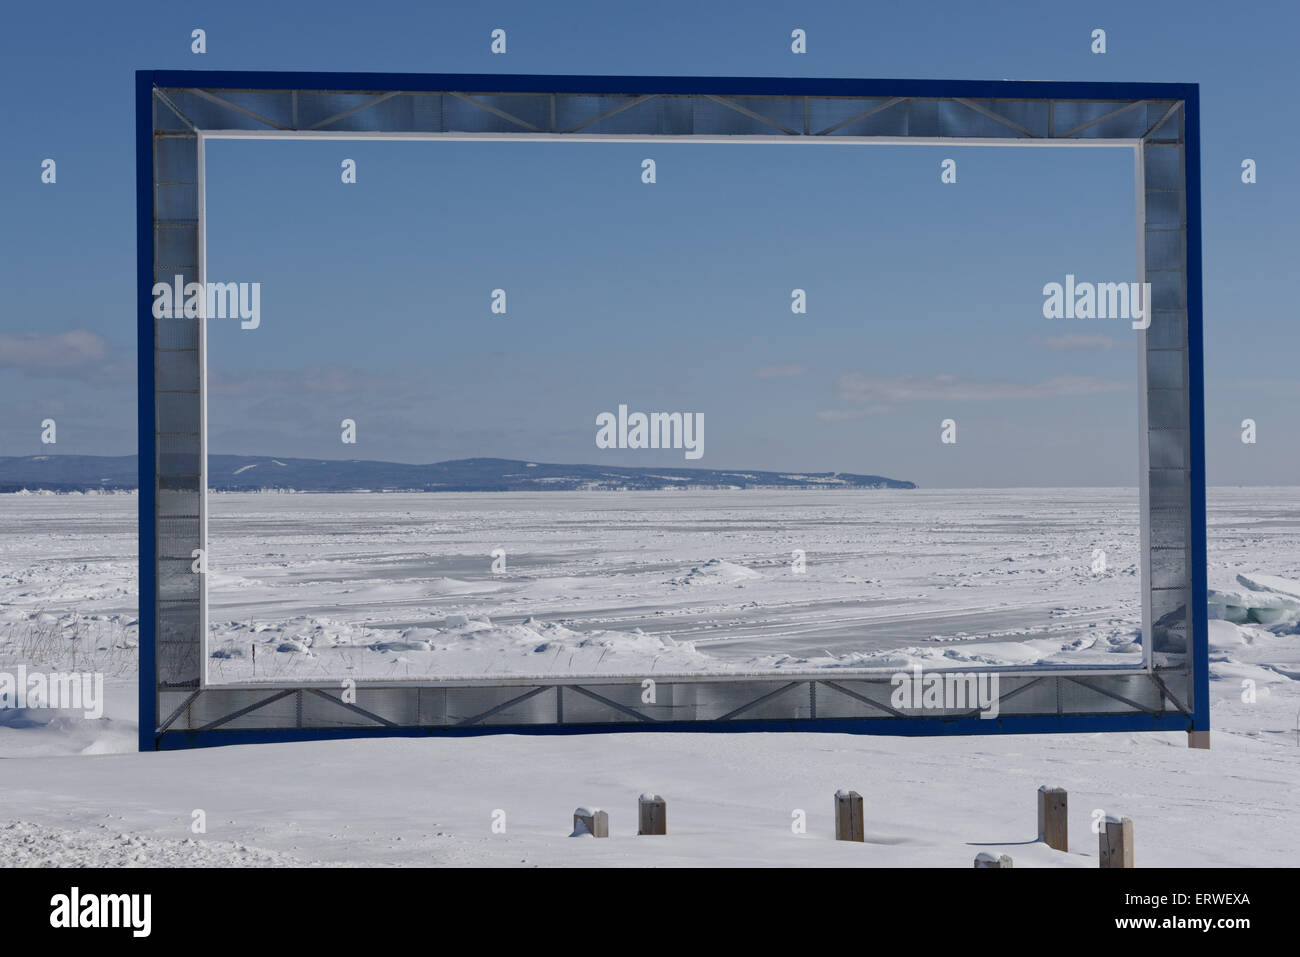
[1, 487, 1297, 684]
[0, 487, 1298, 867]
[199, 486, 1160, 681]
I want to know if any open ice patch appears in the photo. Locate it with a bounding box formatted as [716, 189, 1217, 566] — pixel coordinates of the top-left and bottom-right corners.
[1209, 573, 1300, 627]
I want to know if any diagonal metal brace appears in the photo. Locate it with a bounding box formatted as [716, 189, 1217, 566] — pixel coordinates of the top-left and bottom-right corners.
[455, 685, 548, 727]
[717, 681, 801, 720]
[304, 91, 402, 131]
[561, 94, 659, 134]
[306, 688, 399, 727]
[194, 688, 296, 732]
[190, 89, 290, 130]
[1066, 675, 1161, 715]
[704, 95, 799, 136]
[820, 679, 906, 717]
[568, 684, 656, 722]
[447, 91, 541, 132]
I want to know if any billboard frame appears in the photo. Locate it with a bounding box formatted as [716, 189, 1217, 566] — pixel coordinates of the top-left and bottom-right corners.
[137, 71, 1206, 751]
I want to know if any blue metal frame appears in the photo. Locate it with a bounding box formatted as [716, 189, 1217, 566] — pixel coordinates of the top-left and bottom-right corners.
[154, 712, 1198, 752]
[147, 70, 1195, 102]
[1182, 85, 1209, 734]
[136, 71, 157, 754]
[137, 71, 1207, 751]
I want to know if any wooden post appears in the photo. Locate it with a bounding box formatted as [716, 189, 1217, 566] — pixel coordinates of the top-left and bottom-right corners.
[1187, 730, 1210, 750]
[1099, 816, 1134, 867]
[572, 807, 609, 838]
[638, 794, 666, 835]
[974, 852, 1013, 868]
[1037, 786, 1068, 852]
[834, 790, 864, 842]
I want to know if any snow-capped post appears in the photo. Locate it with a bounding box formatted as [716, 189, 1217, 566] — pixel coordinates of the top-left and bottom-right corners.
[1037, 786, 1068, 852]
[638, 794, 666, 835]
[572, 807, 609, 838]
[834, 790, 864, 842]
[974, 852, 1013, 868]
[1099, 816, 1134, 867]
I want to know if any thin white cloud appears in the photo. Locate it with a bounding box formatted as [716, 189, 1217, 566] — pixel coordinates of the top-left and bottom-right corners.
[0, 330, 125, 379]
[754, 363, 808, 378]
[1220, 378, 1300, 398]
[816, 406, 890, 422]
[209, 364, 422, 398]
[1039, 333, 1123, 351]
[833, 372, 1128, 403]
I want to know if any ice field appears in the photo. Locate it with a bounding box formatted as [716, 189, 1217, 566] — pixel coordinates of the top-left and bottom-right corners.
[0, 487, 1297, 866]
[198, 487, 1154, 682]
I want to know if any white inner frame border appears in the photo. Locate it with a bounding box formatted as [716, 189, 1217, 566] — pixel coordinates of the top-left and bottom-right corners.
[195, 129, 1154, 689]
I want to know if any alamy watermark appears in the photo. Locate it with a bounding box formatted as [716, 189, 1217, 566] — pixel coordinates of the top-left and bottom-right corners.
[1042, 274, 1151, 330]
[50, 888, 150, 937]
[595, 404, 704, 460]
[0, 666, 104, 719]
[152, 275, 260, 329]
[890, 664, 1000, 719]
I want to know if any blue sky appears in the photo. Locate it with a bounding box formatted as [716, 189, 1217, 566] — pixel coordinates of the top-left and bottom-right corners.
[1, 0, 1296, 487]
[205, 139, 1138, 486]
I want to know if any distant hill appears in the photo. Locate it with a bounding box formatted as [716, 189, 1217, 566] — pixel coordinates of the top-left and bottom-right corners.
[0, 455, 916, 493]
[0, 455, 138, 492]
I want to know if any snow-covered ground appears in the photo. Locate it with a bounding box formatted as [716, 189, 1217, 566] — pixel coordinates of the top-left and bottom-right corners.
[200, 488, 1151, 680]
[0, 487, 1297, 866]
[2, 488, 1154, 684]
